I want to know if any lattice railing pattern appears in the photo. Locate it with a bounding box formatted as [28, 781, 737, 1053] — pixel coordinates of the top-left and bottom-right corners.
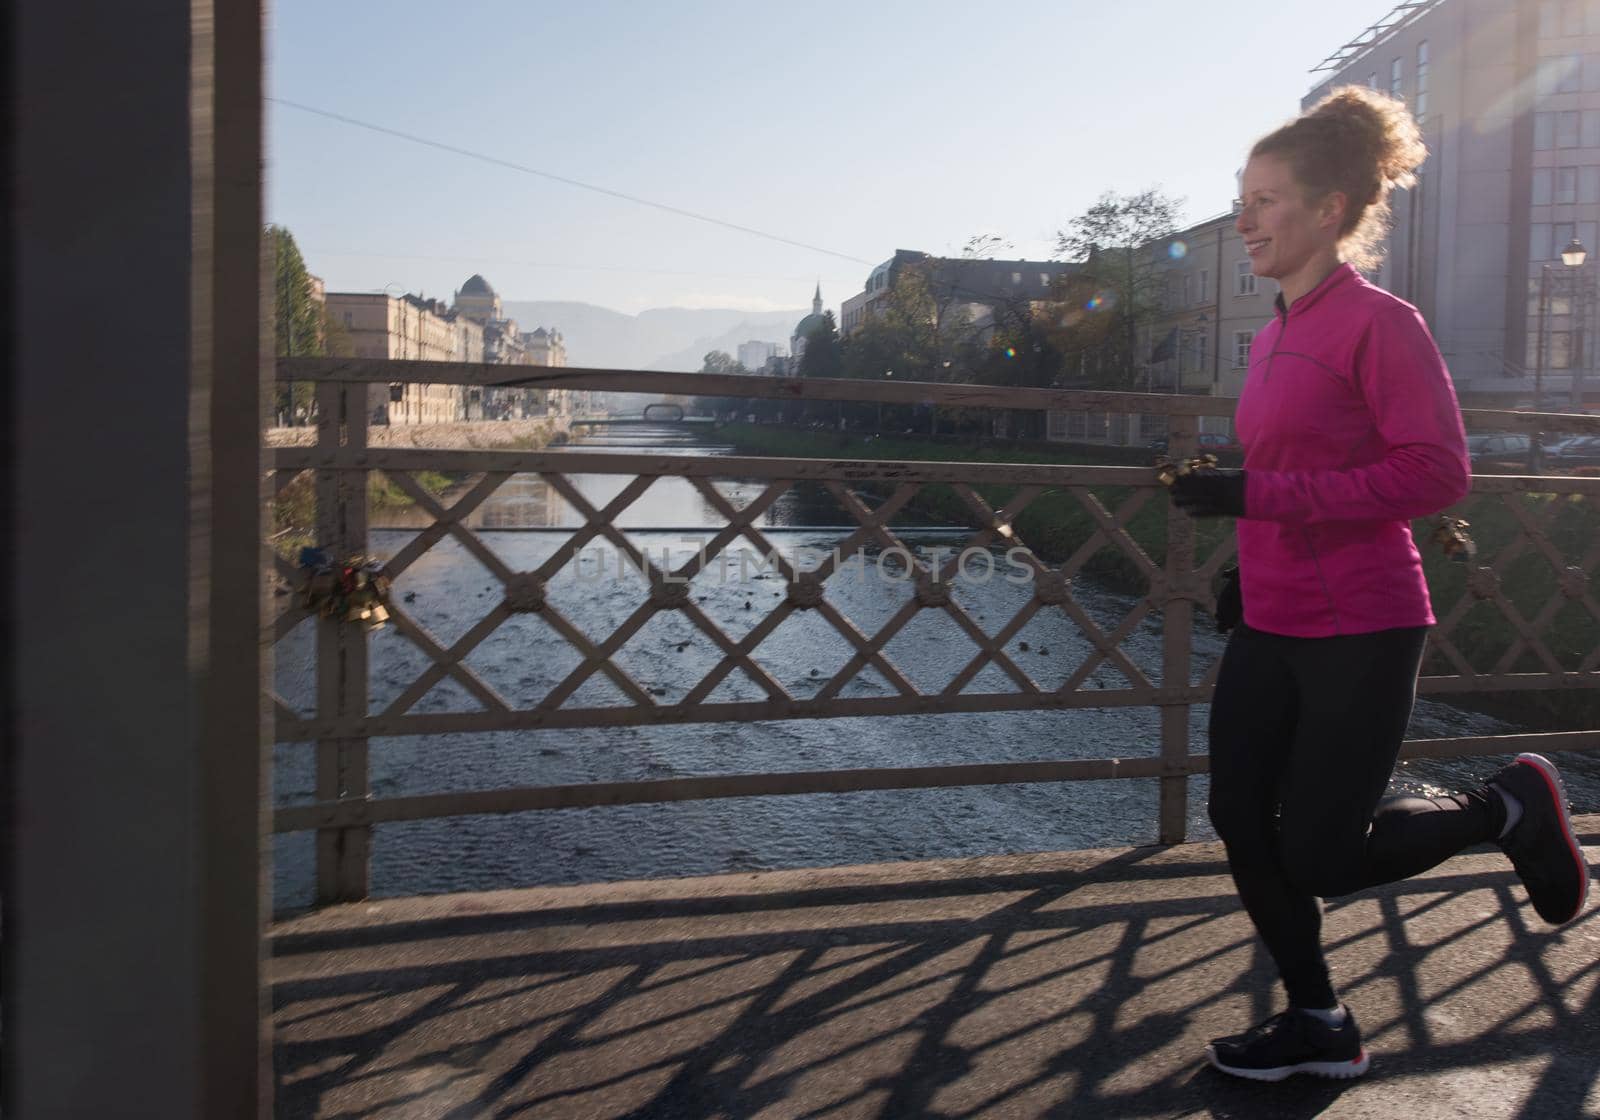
[1421, 478, 1600, 691]
[265, 368, 1600, 903]
[271, 450, 1228, 741]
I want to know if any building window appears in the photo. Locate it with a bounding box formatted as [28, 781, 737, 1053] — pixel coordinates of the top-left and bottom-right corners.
[1538, 54, 1582, 96]
[1558, 166, 1579, 203]
[343, 311, 353, 326]
[1416, 41, 1430, 116]
[1390, 58, 1403, 98]
[1066, 411, 1087, 439]
[1541, 1, 1584, 36]
[1198, 269, 1209, 302]
[1534, 168, 1554, 206]
[1039, 272, 1050, 287]
[1555, 221, 1575, 255]
[1233, 330, 1254, 368]
[1235, 260, 1257, 296]
[1047, 410, 1068, 440]
[1368, 72, 1378, 89]
[1012, 271, 1023, 286]
[1536, 111, 1555, 149]
[1195, 332, 1208, 375]
[1547, 331, 1574, 369]
[1182, 274, 1192, 306]
[1532, 223, 1555, 260]
[1558, 109, 1581, 146]
[1583, 166, 1600, 204]
[1139, 413, 1169, 441]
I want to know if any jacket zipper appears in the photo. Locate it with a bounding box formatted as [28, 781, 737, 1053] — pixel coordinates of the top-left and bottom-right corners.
[1263, 300, 1288, 383]
[1268, 298, 1341, 631]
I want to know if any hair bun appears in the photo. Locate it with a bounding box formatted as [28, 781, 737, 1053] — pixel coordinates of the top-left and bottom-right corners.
[1306, 87, 1426, 192]
[1250, 85, 1427, 272]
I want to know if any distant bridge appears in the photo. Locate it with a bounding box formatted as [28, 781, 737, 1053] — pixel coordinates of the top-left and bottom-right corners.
[569, 406, 718, 428]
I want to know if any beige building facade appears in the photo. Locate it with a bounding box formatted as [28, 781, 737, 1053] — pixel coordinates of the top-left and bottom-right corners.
[1045, 210, 1280, 447]
[1144, 212, 1282, 403]
[324, 291, 465, 424]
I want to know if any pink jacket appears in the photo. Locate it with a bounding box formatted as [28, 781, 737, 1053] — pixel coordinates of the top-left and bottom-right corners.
[1234, 264, 1471, 637]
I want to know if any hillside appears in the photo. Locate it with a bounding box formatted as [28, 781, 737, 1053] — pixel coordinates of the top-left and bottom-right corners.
[502, 300, 804, 371]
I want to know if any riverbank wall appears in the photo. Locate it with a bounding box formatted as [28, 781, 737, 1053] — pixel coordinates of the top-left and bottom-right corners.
[266, 415, 570, 450]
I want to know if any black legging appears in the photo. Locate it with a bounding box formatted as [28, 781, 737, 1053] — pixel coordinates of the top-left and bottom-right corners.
[1207, 622, 1500, 1009]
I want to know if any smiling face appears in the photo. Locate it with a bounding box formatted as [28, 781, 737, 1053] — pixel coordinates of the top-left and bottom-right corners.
[1235, 153, 1345, 304]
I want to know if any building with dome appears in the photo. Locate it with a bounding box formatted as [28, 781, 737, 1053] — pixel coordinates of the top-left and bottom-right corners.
[451, 274, 580, 416]
[453, 273, 502, 324]
[789, 284, 831, 372]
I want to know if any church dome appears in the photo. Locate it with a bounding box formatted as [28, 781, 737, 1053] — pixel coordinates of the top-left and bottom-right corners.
[460, 274, 495, 296]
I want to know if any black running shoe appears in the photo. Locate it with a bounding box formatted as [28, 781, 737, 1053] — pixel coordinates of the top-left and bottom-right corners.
[1206, 1007, 1369, 1082]
[1491, 753, 1591, 926]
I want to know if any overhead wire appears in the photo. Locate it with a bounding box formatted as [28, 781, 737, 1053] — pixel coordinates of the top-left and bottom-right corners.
[269, 97, 875, 267]
[303, 246, 822, 284]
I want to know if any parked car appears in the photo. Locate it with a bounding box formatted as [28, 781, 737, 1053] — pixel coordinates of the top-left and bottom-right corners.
[1465, 432, 1532, 472]
[1147, 432, 1241, 454]
[1548, 434, 1600, 466]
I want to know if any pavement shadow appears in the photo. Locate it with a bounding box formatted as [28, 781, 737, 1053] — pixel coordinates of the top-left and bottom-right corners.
[271, 843, 1600, 1119]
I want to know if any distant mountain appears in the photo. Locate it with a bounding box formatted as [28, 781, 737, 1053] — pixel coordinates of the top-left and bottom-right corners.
[502, 300, 805, 371]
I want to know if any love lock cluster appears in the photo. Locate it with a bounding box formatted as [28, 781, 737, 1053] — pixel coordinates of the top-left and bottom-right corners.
[1154, 452, 1219, 488]
[298, 547, 393, 629]
[1429, 516, 1477, 562]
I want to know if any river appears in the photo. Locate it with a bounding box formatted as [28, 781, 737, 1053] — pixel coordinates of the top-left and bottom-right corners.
[271, 424, 1576, 909]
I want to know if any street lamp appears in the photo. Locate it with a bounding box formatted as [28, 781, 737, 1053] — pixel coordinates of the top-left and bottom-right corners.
[1535, 238, 1587, 409]
[1532, 238, 1587, 469]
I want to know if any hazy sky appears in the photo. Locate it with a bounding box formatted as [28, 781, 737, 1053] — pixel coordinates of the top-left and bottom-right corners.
[268, 0, 1407, 316]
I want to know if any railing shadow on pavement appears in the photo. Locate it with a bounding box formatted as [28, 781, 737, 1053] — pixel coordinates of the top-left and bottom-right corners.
[270, 835, 1600, 1119]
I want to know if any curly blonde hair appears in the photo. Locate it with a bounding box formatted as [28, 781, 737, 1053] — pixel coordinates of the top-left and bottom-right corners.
[1250, 86, 1427, 272]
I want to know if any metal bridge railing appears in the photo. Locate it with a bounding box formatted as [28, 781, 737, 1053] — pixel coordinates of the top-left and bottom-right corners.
[269, 359, 1600, 903]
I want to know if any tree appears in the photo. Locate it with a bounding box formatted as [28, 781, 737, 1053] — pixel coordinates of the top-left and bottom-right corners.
[797, 311, 841, 380]
[1053, 188, 1183, 389]
[700, 350, 746, 375]
[270, 224, 323, 358]
[269, 224, 326, 424]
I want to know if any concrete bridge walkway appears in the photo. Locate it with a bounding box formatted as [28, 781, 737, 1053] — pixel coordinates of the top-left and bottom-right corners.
[271, 819, 1600, 1119]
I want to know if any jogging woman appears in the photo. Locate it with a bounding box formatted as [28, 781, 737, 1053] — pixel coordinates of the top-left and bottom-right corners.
[1168, 86, 1591, 1082]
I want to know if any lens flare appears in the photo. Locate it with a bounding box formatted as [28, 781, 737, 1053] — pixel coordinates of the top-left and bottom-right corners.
[1085, 295, 1103, 311]
[1004, 347, 1016, 358]
[1168, 241, 1189, 260]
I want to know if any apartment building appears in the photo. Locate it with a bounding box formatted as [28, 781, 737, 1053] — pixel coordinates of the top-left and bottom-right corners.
[1306, 0, 1600, 406]
[1142, 213, 1281, 401]
[1044, 210, 1280, 447]
[738, 339, 782, 371]
[839, 250, 1079, 342]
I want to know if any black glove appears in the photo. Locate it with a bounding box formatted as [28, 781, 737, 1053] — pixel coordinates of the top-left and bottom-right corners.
[1170, 468, 1247, 518]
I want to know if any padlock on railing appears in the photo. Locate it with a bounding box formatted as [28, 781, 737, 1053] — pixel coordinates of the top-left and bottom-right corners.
[1430, 515, 1476, 562]
[299, 549, 394, 629]
[1154, 452, 1219, 488]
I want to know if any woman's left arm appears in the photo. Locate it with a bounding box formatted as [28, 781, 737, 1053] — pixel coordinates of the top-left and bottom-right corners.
[1243, 306, 1471, 524]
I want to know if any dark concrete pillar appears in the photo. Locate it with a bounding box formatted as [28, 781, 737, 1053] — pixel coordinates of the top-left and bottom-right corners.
[6, 1, 269, 1115]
